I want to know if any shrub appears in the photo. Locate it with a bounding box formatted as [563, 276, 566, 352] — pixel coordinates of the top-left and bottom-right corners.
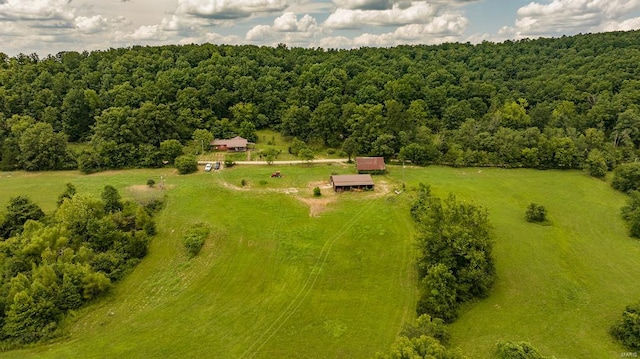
[622, 191, 640, 238]
[526, 203, 547, 223]
[224, 159, 235, 168]
[495, 341, 550, 359]
[174, 155, 197, 174]
[612, 163, 640, 193]
[240, 179, 247, 187]
[313, 187, 321, 197]
[183, 223, 209, 258]
[146, 179, 155, 188]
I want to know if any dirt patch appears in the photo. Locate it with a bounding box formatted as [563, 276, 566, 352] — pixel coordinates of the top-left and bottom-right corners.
[127, 184, 174, 192]
[296, 196, 335, 217]
[220, 181, 251, 191]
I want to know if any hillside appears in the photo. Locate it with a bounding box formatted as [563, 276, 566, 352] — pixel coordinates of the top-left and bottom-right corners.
[2, 30, 640, 174]
[0, 165, 636, 358]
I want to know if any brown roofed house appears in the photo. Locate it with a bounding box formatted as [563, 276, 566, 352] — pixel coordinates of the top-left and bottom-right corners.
[356, 157, 386, 174]
[211, 136, 252, 152]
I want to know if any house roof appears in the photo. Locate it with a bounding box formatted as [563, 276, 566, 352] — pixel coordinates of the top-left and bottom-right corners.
[331, 174, 374, 187]
[211, 136, 248, 148]
[356, 157, 386, 171]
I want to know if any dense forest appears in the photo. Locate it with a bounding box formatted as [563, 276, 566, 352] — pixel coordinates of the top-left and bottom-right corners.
[1, 30, 640, 174]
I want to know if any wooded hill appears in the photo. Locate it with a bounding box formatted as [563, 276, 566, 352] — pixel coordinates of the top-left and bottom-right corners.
[1, 30, 639, 173]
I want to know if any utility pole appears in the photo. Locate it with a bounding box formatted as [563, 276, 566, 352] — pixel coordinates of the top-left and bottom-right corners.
[402, 159, 405, 189]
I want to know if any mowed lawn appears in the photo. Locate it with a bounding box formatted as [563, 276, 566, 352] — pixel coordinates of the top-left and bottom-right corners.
[0, 164, 637, 358]
[0, 164, 417, 358]
[399, 165, 638, 358]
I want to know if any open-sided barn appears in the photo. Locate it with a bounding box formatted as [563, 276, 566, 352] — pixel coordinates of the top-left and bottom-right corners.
[330, 174, 374, 192]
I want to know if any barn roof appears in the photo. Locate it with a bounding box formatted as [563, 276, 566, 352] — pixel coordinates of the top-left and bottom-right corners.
[356, 157, 386, 171]
[331, 174, 374, 187]
[211, 136, 249, 148]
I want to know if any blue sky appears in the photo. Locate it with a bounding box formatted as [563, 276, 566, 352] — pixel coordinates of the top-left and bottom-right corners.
[1, 0, 640, 56]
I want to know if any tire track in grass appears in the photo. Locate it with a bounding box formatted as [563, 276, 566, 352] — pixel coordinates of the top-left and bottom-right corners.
[199, 193, 290, 347]
[239, 196, 381, 359]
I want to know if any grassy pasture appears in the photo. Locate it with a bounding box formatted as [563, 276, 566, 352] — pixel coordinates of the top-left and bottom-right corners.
[0, 165, 637, 358]
[400, 166, 637, 358]
[0, 164, 416, 358]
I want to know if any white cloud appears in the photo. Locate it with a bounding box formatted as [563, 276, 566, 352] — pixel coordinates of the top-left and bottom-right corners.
[246, 12, 321, 43]
[178, 31, 244, 45]
[515, 0, 640, 37]
[126, 24, 166, 41]
[599, 17, 640, 32]
[0, 0, 75, 22]
[75, 15, 109, 34]
[324, 2, 438, 29]
[318, 13, 467, 48]
[176, 0, 289, 20]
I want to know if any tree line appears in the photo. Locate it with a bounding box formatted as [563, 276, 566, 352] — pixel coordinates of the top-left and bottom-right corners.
[1, 31, 640, 173]
[0, 184, 160, 345]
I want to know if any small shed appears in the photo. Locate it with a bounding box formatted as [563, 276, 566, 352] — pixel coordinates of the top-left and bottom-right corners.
[356, 157, 386, 174]
[211, 136, 252, 152]
[330, 174, 374, 192]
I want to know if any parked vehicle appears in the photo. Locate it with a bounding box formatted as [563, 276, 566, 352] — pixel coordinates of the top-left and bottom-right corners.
[204, 163, 212, 172]
[214, 161, 221, 170]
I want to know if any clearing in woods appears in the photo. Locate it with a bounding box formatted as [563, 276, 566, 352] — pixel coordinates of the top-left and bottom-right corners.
[0, 164, 637, 358]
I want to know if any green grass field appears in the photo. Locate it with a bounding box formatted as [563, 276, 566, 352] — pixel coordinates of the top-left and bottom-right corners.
[0, 165, 637, 358]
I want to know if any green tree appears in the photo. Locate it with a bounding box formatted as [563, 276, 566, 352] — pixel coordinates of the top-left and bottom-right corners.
[61, 88, 92, 141]
[3, 286, 61, 343]
[101, 185, 123, 213]
[183, 223, 209, 258]
[192, 129, 214, 154]
[495, 341, 550, 359]
[525, 203, 547, 223]
[611, 301, 640, 350]
[583, 149, 608, 178]
[238, 120, 257, 143]
[342, 137, 359, 162]
[160, 139, 184, 164]
[175, 155, 197, 174]
[262, 148, 281, 165]
[298, 147, 315, 163]
[418, 263, 459, 322]
[17, 122, 70, 171]
[612, 163, 640, 193]
[0, 196, 45, 238]
[621, 191, 640, 238]
[413, 191, 495, 317]
[56, 183, 77, 207]
[375, 335, 467, 359]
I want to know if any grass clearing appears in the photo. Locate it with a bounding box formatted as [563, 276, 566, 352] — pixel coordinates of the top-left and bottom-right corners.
[0, 165, 415, 359]
[0, 165, 636, 358]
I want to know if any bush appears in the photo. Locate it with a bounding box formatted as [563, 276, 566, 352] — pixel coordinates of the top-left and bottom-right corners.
[622, 191, 640, 238]
[240, 179, 247, 187]
[495, 341, 550, 359]
[224, 159, 235, 168]
[174, 155, 197, 174]
[313, 187, 321, 197]
[146, 179, 155, 188]
[183, 223, 210, 258]
[612, 163, 640, 193]
[526, 203, 547, 223]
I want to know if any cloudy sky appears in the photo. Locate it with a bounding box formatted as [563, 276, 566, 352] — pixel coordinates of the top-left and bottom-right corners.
[2, 0, 640, 57]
